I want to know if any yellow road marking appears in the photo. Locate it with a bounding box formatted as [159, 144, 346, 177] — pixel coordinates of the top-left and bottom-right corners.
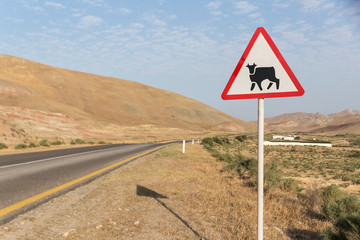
[0, 146, 164, 217]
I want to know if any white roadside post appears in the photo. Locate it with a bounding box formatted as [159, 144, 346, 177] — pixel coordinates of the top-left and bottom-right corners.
[192, 139, 194, 144]
[182, 140, 185, 154]
[257, 98, 264, 240]
[221, 28, 304, 240]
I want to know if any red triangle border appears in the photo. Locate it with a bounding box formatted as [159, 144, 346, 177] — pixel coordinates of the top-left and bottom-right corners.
[221, 27, 304, 100]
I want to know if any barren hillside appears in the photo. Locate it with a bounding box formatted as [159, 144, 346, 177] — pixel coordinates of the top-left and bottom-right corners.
[264, 109, 360, 133]
[0, 54, 255, 145]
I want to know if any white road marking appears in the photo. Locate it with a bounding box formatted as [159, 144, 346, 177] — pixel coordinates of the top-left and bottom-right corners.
[0, 145, 130, 170]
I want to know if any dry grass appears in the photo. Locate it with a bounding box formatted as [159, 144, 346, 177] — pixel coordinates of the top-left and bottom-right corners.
[0, 143, 331, 239]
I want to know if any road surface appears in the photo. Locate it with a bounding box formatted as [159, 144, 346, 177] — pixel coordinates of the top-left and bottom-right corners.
[0, 143, 169, 222]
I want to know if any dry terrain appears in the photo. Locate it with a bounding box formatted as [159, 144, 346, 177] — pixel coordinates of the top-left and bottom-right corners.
[0, 54, 255, 147]
[263, 109, 360, 133]
[0, 142, 333, 240]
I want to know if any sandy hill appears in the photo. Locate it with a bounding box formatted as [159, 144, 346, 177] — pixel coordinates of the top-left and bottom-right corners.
[0, 54, 254, 144]
[264, 109, 360, 133]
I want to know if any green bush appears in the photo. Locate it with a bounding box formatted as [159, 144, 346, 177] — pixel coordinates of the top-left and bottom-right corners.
[224, 153, 257, 178]
[350, 138, 360, 146]
[39, 140, 49, 147]
[212, 152, 233, 163]
[280, 178, 300, 192]
[50, 141, 63, 145]
[0, 142, 8, 149]
[28, 142, 38, 148]
[98, 141, 106, 144]
[322, 185, 345, 208]
[235, 135, 248, 142]
[322, 213, 360, 240]
[348, 151, 360, 158]
[75, 139, 85, 144]
[221, 137, 230, 144]
[15, 143, 27, 149]
[71, 139, 85, 145]
[201, 137, 214, 147]
[264, 163, 282, 190]
[321, 185, 360, 239]
[212, 137, 223, 145]
[323, 195, 360, 222]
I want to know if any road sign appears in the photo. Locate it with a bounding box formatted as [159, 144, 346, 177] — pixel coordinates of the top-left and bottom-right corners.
[221, 27, 305, 240]
[222, 27, 304, 100]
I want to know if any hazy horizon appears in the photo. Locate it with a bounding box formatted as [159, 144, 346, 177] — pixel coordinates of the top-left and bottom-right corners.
[1, 0, 359, 121]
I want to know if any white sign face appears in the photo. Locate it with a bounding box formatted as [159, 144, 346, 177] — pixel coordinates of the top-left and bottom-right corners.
[222, 27, 304, 100]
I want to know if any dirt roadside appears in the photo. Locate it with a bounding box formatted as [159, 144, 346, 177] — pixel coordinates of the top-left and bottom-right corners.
[0, 143, 328, 239]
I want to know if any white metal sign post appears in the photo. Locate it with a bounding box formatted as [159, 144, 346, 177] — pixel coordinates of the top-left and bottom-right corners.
[257, 98, 264, 239]
[221, 27, 304, 240]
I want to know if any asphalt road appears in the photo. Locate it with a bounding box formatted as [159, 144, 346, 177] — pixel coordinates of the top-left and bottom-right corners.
[0, 143, 169, 221]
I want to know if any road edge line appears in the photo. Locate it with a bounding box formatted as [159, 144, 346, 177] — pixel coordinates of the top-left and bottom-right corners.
[0, 145, 164, 219]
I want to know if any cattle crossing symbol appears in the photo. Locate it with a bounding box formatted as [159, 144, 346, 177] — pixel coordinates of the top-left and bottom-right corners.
[221, 27, 304, 100]
[221, 27, 304, 240]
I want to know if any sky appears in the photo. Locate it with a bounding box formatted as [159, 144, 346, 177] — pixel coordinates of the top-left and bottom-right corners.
[0, 0, 359, 121]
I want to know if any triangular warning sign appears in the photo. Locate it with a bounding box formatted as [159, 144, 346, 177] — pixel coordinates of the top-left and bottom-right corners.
[222, 27, 304, 100]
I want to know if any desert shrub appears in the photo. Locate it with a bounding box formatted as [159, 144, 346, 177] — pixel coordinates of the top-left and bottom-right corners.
[39, 140, 49, 147]
[322, 185, 346, 208]
[75, 139, 85, 144]
[50, 141, 62, 145]
[221, 137, 230, 144]
[0, 142, 8, 149]
[201, 138, 214, 147]
[348, 151, 360, 158]
[212, 137, 223, 145]
[224, 153, 257, 178]
[28, 142, 38, 148]
[322, 213, 360, 240]
[71, 139, 85, 145]
[280, 178, 300, 192]
[212, 152, 233, 163]
[235, 135, 248, 142]
[15, 143, 27, 149]
[323, 194, 360, 222]
[264, 163, 283, 191]
[98, 141, 106, 144]
[350, 138, 360, 146]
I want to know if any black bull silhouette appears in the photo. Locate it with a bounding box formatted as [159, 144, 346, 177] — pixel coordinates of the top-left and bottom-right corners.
[246, 63, 280, 91]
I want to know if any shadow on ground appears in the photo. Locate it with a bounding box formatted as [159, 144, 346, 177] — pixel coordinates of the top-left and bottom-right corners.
[136, 185, 206, 239]
[287, 228, 322, 240]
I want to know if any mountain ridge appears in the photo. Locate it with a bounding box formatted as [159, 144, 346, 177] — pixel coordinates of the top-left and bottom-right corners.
[263, 109, 360, 133]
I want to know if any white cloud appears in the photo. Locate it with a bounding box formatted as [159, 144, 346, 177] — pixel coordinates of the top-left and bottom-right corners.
[45, 1, 65, 9]
[273, 23, 291, 33]
[320, 27, 353, 43]
[78, 15, 103, 29]
[206, 1, 222, 10]
[143, 13, 167, 26]
[234, 1, 257, 15]
[324, 18, 336, 25]
[206, 1, 224, 16]
[273, 2, 289, 8]
[301, 0, 324, 10]
[48, 28, 62, 34]
[300, 0, 336, 12]
[118, 8, 132, 15]
[83, 0, 105, 7]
